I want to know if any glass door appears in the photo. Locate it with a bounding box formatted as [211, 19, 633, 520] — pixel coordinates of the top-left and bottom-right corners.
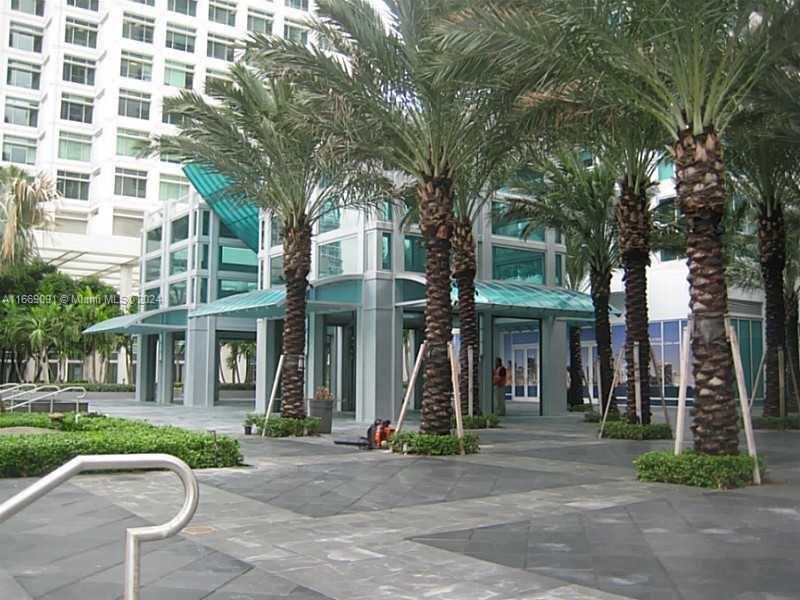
[512, 344, 539, 401]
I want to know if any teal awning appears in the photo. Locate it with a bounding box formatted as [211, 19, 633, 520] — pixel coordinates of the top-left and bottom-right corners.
[183, 163, 259, 251]
[190, 288, 359, 320]
[83, 308, 188, 335]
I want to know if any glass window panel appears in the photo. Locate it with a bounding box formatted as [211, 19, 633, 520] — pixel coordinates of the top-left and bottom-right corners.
[146, 227, 162, 253]
[122, 13, 154, 43]
[10, 23, 44, 52]
[318, 238, 358, 278]
[555, 254, 563, 286]
[319, 201, 340, 233]
[60, 93, 93, 123]
[120, 51, 153, 81]
[658, 159, 675, 181]
[168, 281, 187, 306]
[492, 200, 544, 240]
[118, 89, 151, 120]
[12, 0, 45, 16]
[492, 246, 545, 283]
[164, 62, 194, 89]
[209, 0, 236, 26]
[403, 235, 426, 273]
[284, 23, 308, 44]
[219, 247, 258, 273]
[169, 248, 189, 275]
[56, 171, 90, 200]
[7, 60, 41, 89]
[207, 35, 236, 61]
[58, 131, 92, 161]
[270, 255, 285, 285]
[217, 279, 257, 299]
[381, 232, 392, 270]
[63, 56, 96, 86]
[143, 286, 160, 308]
[168, 0, 196, 16]
[247, 10, 273, 34]
[67, 0, 98, 9]
[114, 168, 148, 198]
[270, 215, 283, 246]
[4, 97, 38, 127]
[286, 0, 308, 10]
[159, 175, 189, 202]
[64, 18, 97, 48]
[116, 128, 148, 156]
[165, 25, 195, 53]
[1, 136, 36, 164]
[171, 215, 189, 242]
[145, 257, 161, 281]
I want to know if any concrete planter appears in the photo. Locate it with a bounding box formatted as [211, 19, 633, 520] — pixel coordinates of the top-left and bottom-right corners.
[309, 399, 333, 433]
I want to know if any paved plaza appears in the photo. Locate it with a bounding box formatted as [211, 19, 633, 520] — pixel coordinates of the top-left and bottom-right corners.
[1, 399, 799, 599]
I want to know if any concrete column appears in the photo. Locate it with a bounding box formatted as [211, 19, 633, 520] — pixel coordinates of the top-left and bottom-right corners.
[135, 334, 156, 402]
[540, 316, 568, 415]
[356, 276, 398, 423]
[156, 332, 174, 405]
[305, 314, 325, 403]
[183, 316, 217, 407]
[256, 319, 281, 413]
[117, 264, 134, 384]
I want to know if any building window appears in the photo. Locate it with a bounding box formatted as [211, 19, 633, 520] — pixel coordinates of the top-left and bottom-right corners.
[286, 0, 309, 10]
[60, 93, 93, 123]
[169, 248, 189, 275]
[67, 0, 98, 10]
[207, 34, 236, 61]
[9, 23, 44, 52]
[492, 200, 545, 240]
[62, 55, 95, 85]
[219, 246, 258, 273]
[122, 13, 155, 44]
[162, 106, 187, 126]
[11, 0, 45, 16]
[198, 244, 209, 268]
[247, 9, 273, 34]
[130, 0, 154, 6]
[167, 0, 196, 16]
[197, 278, 208, 303]
[492, 246, 545, 284]
[118, 89, 151, 120]
[2, 135, 36, 164]
[144, 257, 161, 281]
[555, 253, 564, 286]
[209, 0, 236, 26]
[120, 51, 153, 81]
[164, 61, 194, 89]
[284, 22, 308, 45]
[270, 215, 283, 246]
[269, 255, 285, 285]
[57, 171, 90, 201]
[116, 128, 148, 157]
[204, 69, 229, 92]
[64, 18, 97, 48]
[319, 201, 340, 233]
[165, 24, 195, 53]
[658, 159, 675, 181]
[403, 235, 426, 273]
[318, 241, 341, 277]
[171, 214, 189, 242]
[114, 167, 147, 198]
[218, 279, 256, 299]
[380, 201, 392, 221]
[146, 226, 161, 253]
[159, 174, 189, 202]
[168, 281, 187, 306]
[7, 60, 40, 89]
[58, 131, 92, 161]
[381, 232, 392, 270]
[4, 97, 38, 127]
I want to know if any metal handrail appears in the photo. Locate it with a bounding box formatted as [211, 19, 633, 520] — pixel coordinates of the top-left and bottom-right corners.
[0, 454, 199, 600]
[2, 384, 60, 404]
[7, 385, 88, 413]
[0, 383, 37, 399]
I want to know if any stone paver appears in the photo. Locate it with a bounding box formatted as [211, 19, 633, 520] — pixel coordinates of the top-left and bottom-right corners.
[1, 399, 799, 599]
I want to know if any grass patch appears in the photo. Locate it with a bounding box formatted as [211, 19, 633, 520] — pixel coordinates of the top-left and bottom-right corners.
[246, 414, 321, 437]
[602, 421, 673, 440]
[635, 450, 761, 489]
[391, 432, 480, 456]
[451, 414, 501, 429]
[0, 413, 241, 478]
[750, 416, 800, 430]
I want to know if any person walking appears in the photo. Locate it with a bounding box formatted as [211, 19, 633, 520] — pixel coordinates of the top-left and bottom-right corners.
[493, 357, 507, 416]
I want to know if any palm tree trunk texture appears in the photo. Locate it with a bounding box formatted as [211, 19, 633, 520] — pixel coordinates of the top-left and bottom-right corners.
[590, 267, 615, 415]
[758, 202, 786, 418]
[452, 218, 480, 416]
[418, 175, 455, 434]
[786, 292, 799, 411]
[281, 223, 312, 419]
[568, 326, 583, 409]
[617, 184, 651, 425]
[674, 128, 738, 455]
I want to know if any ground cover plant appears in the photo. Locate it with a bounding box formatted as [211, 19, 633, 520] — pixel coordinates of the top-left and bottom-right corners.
[391, 432, 480, 456]
[0, 413, 241, 477]
[245, 414, 321, 437]
[452, 414, 500, 429]
[635, 450, 762, 489]
[750, 415, 800, 430]
[601, 421, 673, 440]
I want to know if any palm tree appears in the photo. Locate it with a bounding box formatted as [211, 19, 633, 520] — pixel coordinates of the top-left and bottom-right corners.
[0, 166, 56, 267]
[507, 148, 619, 415]
[155, 66, 387, 419]
[247, 0, 555, 433]
[563, 237, 590, 410]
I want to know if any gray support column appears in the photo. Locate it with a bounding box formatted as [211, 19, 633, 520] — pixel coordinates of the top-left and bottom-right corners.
[184, 316, 217, 408]
[356, 276, 397, 423]
[117, 264, 133, 384]
[135, 334, 156, 402]
[156, 332, 174, 405]
[479, 314, 494, 414]
[540, 316, 568, 415]
[254, 318, 269, 413]
[305, 314, 325, 403]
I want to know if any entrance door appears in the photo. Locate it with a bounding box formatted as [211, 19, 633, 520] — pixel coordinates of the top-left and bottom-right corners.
[581, 343, 599, 403]
[511, 344, 539, 401]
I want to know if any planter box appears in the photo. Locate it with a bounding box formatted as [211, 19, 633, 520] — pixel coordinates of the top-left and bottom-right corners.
[308, 399, 333, 433]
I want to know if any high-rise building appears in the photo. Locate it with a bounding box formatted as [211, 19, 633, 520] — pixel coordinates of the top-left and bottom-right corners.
[0, 0, 313, 290]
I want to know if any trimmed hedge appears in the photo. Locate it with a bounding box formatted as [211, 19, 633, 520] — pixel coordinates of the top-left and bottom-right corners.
[391, 432, 480, 456]
[751, 416, 800, 430]
[0, 413, 54, 429]
[451, 414, 501, 429]
[0, 413, 241, 478]
[64, 382, 135, 393]
[584, 410, 621, 423]
[569, 404, 596, 413]
[246, 414, 321, 437]
[602, 421, 673, 440]
[635, 450, 762, 489]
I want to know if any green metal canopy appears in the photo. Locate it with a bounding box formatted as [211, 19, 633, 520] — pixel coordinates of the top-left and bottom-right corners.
[190, 287, 360, 320]
[83, 308, 188, 335]
[183, 163, 260, 251]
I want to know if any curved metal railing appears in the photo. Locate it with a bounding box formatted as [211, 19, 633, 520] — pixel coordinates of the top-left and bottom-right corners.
[6, 385, 88, 413]
[2, 384, 60, 404]
[0, 454, 199, 600]
[0, 383, 38, 400]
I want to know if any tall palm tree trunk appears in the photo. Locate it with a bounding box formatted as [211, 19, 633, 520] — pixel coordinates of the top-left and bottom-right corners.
[281, 223, 311, 419]
[590, 267, 614, 414]
[418, 175, 454, 434]
[758, 202, 786, 418]
[617, 183, 651, 424]
[568, 326, 583, 409]
[786, 291, 799, 411]
[452, 218, 480, 415]
[674, 128, 738, 455]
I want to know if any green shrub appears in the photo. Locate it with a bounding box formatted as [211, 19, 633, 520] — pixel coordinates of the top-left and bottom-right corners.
[569, 404, 595, 413]
[750, 416, 800, 430]
[602, 421, 673, 440]
[635, 450, 762, 489]
[0, 414, 241, 477]
[451, 414, 501, 429]
[391, 432, 480, 456]
[0, 413, 55, 429]
[65, 382, 135, 393]
[584, 410, 621, 423]
[248, 415, 321, 437]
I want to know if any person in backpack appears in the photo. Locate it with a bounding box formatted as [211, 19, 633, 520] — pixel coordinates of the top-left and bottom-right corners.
[493, 357, 507, 416]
